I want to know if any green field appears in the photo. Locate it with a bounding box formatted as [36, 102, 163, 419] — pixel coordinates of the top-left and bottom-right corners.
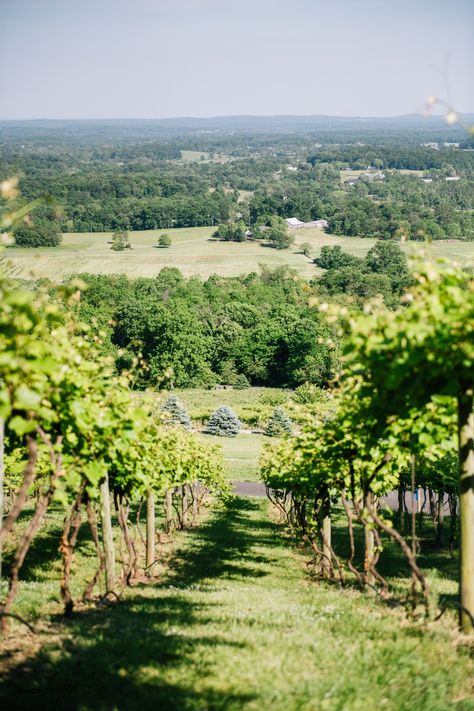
[1, 498, 471, 710]
[164, 387, 289, 415]
[180, 150, 231, 163]
[2, 227, 473, 282]
[156, 388, 278, 482]
[340, 168, 425, 182]
[200, 432, 266, 482]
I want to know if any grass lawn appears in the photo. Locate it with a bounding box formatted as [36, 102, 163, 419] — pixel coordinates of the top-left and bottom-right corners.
[199, 432, 266, 482]
[167, 387, 289, 414]
[1, 498, 472, 710]
[179, 150, 231, 163]
[2, 226, 472, 282]
[156, 388, 285, 482]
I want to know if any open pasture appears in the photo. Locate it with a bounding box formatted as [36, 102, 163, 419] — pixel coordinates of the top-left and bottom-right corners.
[340, 168, 425, 182]
[2, 226, 473, 282]
[199, 432, 266, 482]
[179, 150, 231, 163]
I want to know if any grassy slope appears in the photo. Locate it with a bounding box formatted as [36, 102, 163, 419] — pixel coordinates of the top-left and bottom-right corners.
[170, 387, 287, 413]
[3, 226, 473, 281]
[199, 433, 266, 482]
[157, 388, 280, 482]
[0, 498, 472, 711]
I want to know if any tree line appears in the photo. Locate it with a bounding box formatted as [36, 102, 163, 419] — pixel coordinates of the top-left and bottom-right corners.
[2, 130, 473, 242]
[59, 241, 411, 389]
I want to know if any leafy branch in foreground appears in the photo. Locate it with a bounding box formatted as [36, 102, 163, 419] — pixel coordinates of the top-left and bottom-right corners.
[0, 271, 228, 631]
[260, 260, 473, 633]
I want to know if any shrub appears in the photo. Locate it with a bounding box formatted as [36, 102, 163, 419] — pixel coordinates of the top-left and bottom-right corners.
[314, 245, 361, 269]
[265, 407, 292, 436]
[13, 222, 62, 247]
[292, 382, 326, 405]
[158, 233, 172, 248]
[258, 390, 288, 406]
[266, 217, 294, 250]
[213, 222, 247, 242]
[111, 230, 131, 251]
[300, 242, 312, 257]
[207, 406, 241, 437]
[219, 360, 239, 386]
[161, 395, 192, 429]
[234, 374, 250, 389]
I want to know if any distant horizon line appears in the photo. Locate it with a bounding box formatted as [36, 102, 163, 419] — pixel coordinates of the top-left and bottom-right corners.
[1, 111, 474, 123]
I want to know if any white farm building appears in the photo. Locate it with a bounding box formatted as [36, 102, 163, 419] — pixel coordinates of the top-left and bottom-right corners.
[286, 217, 328, 229]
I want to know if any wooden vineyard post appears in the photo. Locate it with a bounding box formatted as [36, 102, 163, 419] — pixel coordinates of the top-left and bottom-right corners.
[288, 492, 296, 527]
[321, 489, 332, 578]
[181, 485, 188, 529]
[192, 481, 199, 521]
[100, 473, 116, 594]
[436, 490, 444, 548]
[397, 486, 404, 532]
[364, 492, 375, 587]
[165, 488, 173, 533]
[146, 490, 155, 571]
[458, 390, 474, 635]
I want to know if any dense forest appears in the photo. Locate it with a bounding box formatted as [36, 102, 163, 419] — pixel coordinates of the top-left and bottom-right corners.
[61, 240, 411, 389]
[1, 117, 473, 241]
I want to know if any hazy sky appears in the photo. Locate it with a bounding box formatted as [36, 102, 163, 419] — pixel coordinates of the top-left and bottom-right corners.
[1, 0, 473, 119]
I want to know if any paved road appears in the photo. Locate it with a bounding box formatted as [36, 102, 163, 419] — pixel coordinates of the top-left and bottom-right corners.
[232, 482, 444, 512]
[232, 481, 267, 497]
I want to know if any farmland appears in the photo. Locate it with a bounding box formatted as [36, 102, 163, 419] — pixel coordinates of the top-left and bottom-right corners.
[340, 168, 425, 182]
[2, 226, 473, 282]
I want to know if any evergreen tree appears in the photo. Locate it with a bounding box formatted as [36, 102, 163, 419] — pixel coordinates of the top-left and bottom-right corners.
[234, 373, 250, 389]
[207, 406, 241, 437]
[161, 395, 192, 430]
[265, 407, 292, 436]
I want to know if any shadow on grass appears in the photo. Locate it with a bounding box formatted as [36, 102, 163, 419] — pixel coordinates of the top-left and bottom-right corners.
[327, 510, 459, 594]
[163, 497, 283, 587]
[0, 498, 276, 710]
[2, 506, 98, 584]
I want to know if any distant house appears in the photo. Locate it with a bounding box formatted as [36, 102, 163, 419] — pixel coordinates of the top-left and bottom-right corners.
[286, 165, 298, 172]
[363, 171, 385, 181]
[444, 142, 460, 148]
[348, 172, 385, 186]
[445, 176, 460, 182]
[305, 219, 328, 229]
[421, 142, 439, 150]
[421, 178, 433, 183]
[286, 217, 305, 228]
[286, 217, 328, 230]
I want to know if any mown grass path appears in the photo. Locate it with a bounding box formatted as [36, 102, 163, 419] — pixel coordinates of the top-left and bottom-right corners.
[1, 498, 473, 710]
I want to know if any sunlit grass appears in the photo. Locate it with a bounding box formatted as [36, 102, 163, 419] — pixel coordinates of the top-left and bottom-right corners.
[199, 432, 266, 482]
[3, 226, 471, 282]
[0, 498, 471, 710]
